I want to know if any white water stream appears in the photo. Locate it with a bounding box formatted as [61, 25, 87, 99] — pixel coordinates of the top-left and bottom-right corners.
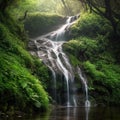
[77, 67, 90, 107]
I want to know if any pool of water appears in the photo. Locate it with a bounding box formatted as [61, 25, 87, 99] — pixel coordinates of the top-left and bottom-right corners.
[1, 107, 120, 120]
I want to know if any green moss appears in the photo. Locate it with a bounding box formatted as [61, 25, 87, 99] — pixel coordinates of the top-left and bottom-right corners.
[83, 61, 105, 80]
[64, 35, 108, 61]
[68, 54, 80, 67]
[71, 12, 113, 38]
[24, 12, 65, 37]
[83, 61, 120, 105]
[0, 51, 49, 110]
[0, 17, 49, 112]
[63, 12, 120, 105]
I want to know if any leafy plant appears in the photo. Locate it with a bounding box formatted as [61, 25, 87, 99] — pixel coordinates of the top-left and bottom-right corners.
[0, 17, 50, 113]
[71, 12, 113, 38]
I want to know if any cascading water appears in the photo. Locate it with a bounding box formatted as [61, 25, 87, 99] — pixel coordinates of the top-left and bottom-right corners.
[28, 15, 90, 107]
[77, 67, 90, 107]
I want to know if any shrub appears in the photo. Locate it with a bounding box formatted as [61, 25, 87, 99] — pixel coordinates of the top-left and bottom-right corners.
[83, 60, 120, 105]
[71, 13, 113, 38]
[63, 35, 108, 61]
[0, 21, 49, 112]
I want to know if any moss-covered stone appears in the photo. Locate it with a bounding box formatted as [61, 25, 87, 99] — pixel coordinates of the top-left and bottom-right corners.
[24, 12, 66, 38]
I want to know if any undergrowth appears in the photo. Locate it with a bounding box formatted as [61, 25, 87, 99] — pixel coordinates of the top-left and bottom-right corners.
[0, 14, 50, 113]
[63, 12, 120, 105]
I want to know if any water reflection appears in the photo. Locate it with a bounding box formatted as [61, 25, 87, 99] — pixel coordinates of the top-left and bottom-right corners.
[49, 107, 90, 120]
[34, 107, 120, 120]
[0, 107, 120, 120]
[85, 106, 90, 120]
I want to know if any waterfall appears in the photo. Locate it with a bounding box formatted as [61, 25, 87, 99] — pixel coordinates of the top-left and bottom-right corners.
[29, 15, 90, 107]
[48, 66, 57, 102]
[49, 17, 77, 106]
[77, 67, 90, 107]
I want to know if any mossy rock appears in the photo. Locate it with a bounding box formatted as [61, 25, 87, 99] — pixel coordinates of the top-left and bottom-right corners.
[24, 12, 66, 38]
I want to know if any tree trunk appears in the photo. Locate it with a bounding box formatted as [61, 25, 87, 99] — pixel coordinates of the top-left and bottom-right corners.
[104, 0, 117, 34]
[0, 1, 7, 13]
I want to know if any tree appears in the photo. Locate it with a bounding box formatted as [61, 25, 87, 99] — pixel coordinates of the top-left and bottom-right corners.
[0, 0, 20, 13]
[60, 0, 81, 15]
[79, 0, 120, 35]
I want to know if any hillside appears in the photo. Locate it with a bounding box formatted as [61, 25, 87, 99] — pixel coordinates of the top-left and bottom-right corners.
[24, 12, 120, 106]
[0, 1, 120, 116]
[0, 12, 50, 114]
[63, 12, 120, 105]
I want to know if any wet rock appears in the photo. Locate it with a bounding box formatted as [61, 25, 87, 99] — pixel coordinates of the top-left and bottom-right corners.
[51, 50, 57, 59]
[28, 41, 37, 51]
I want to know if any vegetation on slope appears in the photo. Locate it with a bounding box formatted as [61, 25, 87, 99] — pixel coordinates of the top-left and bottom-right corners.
[0, 12, 50, 114]
[24, 12, 65, 38]
[0, 0, 119, 113]
[0, 3, 70, 114]
[63, 13, 120, 105]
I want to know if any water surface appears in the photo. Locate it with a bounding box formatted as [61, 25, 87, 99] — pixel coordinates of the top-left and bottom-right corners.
[48, 107, 120, 120]
[17, 107, 120, 120]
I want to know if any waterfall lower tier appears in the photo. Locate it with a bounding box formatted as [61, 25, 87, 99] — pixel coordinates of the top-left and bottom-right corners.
[77, 67, 90, 107]
[28, 15, 90, 107]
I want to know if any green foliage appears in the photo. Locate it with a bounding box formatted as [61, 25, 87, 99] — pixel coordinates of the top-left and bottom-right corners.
[57, 0, 82, 15]
[8, 0, 81, 18]
[83, 61, 105, 81]
[64, 35, 108, 61]
[68, 54, 80, 67]
[24, 12, 65, 37]
[79, 0, 120, 34]
[0, 18, 49, 112]
[32, 59, 50, 89]
[0, 51, 49, 109]
[0, 0, 20, 12]
[9, 0, 59, 17]
[63, 12, 120, 105]
[83, 61, 120, 105]
[71, 13, 113, 38]
[0, 11, 27, 42]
